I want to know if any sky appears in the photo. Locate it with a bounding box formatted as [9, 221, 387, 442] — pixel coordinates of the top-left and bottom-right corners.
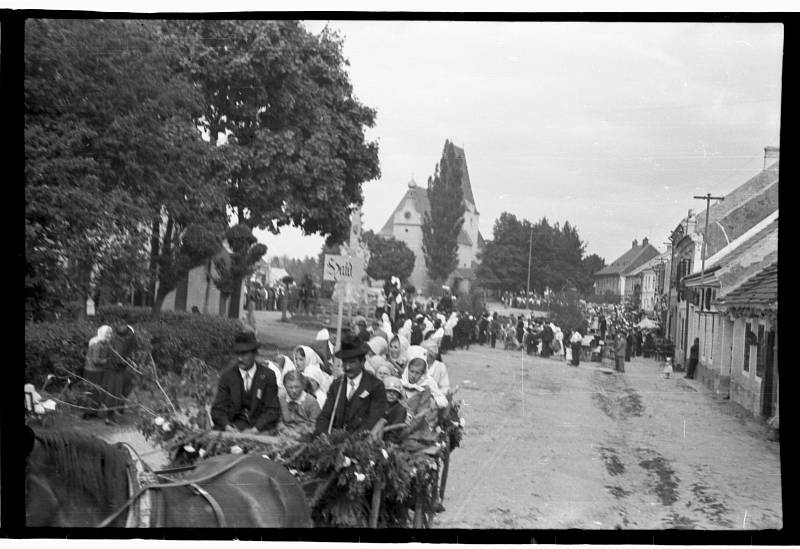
[254, 20, 782, 264]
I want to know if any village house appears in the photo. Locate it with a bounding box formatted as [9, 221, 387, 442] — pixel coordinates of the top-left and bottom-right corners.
[681, 212, 777, 417]
[593, 238, 661, 300]
[379, 143, 485, 295]
[624, 251, 670, 314]
[669, 157, 778, 378]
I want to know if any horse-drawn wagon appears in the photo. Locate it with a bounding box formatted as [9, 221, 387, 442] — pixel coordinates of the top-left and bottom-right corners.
[24, 363, 464, 529]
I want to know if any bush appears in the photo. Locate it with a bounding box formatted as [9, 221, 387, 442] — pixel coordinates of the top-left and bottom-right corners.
[25, 307, 243, 385]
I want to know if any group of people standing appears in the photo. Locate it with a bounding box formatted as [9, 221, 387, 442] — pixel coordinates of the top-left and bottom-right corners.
[82, 324, 138, 424]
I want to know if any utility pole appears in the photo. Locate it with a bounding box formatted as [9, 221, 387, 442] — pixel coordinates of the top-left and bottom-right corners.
[693, 193, 725, 310]
[526, 226, 533, 310]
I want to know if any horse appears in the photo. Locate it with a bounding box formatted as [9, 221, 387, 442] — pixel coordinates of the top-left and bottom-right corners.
[25, 427, 312, 528]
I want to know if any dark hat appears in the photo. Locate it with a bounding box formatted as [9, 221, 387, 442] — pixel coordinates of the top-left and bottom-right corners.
[334, 333, 370, 360]
[233, 331, 260, 353]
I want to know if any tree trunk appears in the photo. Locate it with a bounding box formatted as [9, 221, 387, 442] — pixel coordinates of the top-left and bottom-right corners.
[202, 259, 212, 315]
[228, 275, 243, 319]
[150, 216, 174, 319]
[147, 217, 161, 307]
[281, 288, 289, 322]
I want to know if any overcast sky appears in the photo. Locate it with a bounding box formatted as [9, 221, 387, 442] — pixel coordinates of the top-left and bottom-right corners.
[255, 21, 782, 264]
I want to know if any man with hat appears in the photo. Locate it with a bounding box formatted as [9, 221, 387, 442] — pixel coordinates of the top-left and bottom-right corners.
[314, 333, 387, 436]
[210, 331, 281, 433]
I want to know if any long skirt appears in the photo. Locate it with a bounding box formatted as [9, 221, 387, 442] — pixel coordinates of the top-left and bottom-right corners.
[83, 369, 106, 411]
[101, 367, 132, 409]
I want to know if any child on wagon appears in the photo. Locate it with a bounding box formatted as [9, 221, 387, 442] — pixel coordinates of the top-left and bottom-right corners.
[371, 375, 409, 444]
[279, 370, 321, 434]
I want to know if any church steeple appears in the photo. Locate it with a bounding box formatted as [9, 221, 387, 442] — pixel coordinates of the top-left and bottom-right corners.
[451, 144, 476, 208]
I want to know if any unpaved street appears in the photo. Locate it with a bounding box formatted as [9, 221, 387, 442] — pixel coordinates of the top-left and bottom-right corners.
[434, 344, 782, 530]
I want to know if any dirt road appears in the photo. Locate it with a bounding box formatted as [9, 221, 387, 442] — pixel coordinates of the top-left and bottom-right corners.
[433, 343, 782, 530]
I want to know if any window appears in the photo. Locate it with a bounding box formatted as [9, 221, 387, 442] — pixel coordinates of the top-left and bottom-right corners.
[743, 322, 751, 372]
[404, 211, 412, 220]
[756, 324, 766, 378]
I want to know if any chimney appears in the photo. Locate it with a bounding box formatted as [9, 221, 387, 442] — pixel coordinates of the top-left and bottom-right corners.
[642, 237, 649, 247]
[764, 146, 779, 169]
[632, 239, 638, 248]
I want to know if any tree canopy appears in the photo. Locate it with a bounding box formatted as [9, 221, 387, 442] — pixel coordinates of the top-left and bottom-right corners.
[362, 230, 416, 283]
[165, 20, 381, 245]
[421, 140, 466, 282]
[476, 212, 604, 296]
[25, 19, 380, 318]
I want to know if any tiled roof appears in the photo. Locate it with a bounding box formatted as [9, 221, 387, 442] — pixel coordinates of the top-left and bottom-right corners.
[452, 145, 476, 205]
[596, 243, 660, 276]
[716, 262, 777, 309]
[477, 231, 486, 247]
[695, 161, 778, 230]
[626, 251, 670, 277]
[458, 229, 473, 246]
[696, 161, 779, 257]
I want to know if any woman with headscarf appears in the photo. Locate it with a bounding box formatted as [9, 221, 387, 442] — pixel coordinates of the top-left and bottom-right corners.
[420, 340, 450, 394]
[291, 345, 332, 407]
[387, 334, 409, 376]
[401, 346, 448, 409]
[101, 324, 137, 424]
[398, 318, 413, 343]
[82, 325, 113, 419]
[365, 336, 389, 374]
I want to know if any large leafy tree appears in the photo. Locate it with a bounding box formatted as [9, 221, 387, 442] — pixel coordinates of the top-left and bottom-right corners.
[477, 212, 602, 296]
[421, 140, 466, 282]
[25, 19, 224, 317]
[362, 230, 415, 283]
[165, 20, 380, 247]
[579, 253, 606, 295]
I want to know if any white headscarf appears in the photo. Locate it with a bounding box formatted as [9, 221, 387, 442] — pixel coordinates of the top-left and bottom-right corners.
[315, 329, 330, 342]
[89, 325, 113, 347]
[388, 334, 410, 369]
[288, 346, 332, 406]
[398, 319, 412, 342]
[381, 313, 393, 339]
[401, 350, 448, 408]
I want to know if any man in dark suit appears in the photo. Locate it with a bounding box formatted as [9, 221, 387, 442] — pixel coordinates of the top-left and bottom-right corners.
[211, 332, 281, 433]
[315, 333, 387, 436]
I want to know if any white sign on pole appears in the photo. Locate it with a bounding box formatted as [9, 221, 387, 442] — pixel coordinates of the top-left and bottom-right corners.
[323, 254, 365, 283]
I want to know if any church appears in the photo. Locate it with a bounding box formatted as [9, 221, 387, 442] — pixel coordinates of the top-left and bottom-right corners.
[379, 143, 485, 296]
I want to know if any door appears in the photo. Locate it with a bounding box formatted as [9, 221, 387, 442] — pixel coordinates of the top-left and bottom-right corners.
[761, 329, 776, 417]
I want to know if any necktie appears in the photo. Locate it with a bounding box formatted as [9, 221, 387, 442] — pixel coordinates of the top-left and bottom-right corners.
[244, 372, 251, 393]
[347, 380, 356, 400]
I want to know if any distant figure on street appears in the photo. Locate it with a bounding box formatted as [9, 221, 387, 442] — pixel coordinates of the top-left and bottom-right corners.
[625, 331, 634, 362]
[686, 338, 700, 379]
[614, 333, 627, 373]
[490, 313, 501, 349]
[82, 325, 113, 420]
[570, 329, 582, 367]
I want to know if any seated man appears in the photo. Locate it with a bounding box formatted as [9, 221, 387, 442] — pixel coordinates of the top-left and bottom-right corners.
[210, 332, 281, 433]
[314, 334, 387, 436]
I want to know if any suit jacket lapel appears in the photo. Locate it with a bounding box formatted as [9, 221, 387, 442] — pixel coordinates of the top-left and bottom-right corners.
[345, 374, 370, 421]
[249, 366, 266, 411]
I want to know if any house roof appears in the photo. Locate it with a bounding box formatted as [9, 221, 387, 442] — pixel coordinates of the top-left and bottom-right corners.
[626, 251, 670, 277]
[684, 216, 777, 296]
[595, 241, 661, 276]
[695, 161, 779, 257]
[458, 229, 473, 246]
[477, 231, 486, 247]
[715, 262, 777, 310]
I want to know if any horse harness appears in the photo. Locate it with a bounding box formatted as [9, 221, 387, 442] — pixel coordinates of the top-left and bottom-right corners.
[99, 444, 251, 528]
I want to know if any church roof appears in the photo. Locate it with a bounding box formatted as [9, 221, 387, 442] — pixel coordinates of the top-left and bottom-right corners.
[457, 229, 473, 246]
[452, 145, 476, 207]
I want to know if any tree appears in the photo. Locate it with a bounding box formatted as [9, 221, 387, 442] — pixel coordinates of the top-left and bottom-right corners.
[362, 230, 416, 283]
[213, 224, 268, 319]
[421, 140, 466, 283]
[25, 19, 224, 317]
[477, 212, 599, 296]
[164, 20, 380, 247]
[579, 254, 606, 296]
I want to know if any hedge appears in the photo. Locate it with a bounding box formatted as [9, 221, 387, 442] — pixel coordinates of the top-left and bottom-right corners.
[25, 306, 243, 384]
